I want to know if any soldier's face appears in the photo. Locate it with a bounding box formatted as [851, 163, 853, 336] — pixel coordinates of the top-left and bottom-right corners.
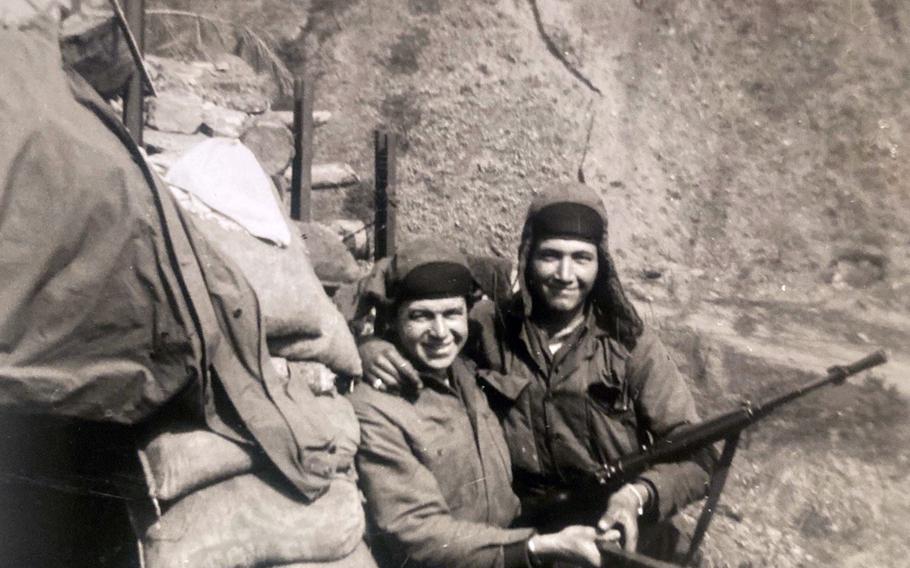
[395, 296, 469, 371]
[529, 238, 599, 314]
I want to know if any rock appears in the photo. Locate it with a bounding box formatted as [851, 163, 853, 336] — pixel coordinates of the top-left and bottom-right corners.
[314, 110, 332, 126]
[254, 110, 294, 130]
[312, 163, 360, 189]
[144, 130, 208, 157]
[145, 56, 212, 92]
[213, 53, 252, 74]
[241, 122, 294, 176]
[829, 246, 887, 289]
[282, 163, 360, 189]
[148, 54, 274, 114]
[328, 219, 370, 260]
[203, 55, 273, 114]
[216, 90, 271, 115]
[254, 110, 332, 131]
[147, 91, 204, 134]
[297, 221, 363, 284]
[200, 103, 249, 138]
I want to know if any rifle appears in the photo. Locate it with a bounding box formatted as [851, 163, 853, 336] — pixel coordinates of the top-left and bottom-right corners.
[594, 349, 888, 568]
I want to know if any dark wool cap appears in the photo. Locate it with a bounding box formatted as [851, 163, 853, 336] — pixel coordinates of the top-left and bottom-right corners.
[531, 201, 604, 243]
[396, 261, 474, 301]
[388, 238, 476, 302]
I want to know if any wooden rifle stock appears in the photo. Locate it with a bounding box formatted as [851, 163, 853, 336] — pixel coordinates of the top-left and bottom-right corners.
[600, 545, 681, 568]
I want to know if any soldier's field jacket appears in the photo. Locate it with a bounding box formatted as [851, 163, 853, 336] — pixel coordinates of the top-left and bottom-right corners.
[350, 356, 534, 568]
[471, 300, 713, 522]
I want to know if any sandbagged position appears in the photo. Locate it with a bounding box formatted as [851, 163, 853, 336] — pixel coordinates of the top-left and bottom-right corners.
[132, 360, 369, 568]
[130, 118, 370, 568]
[166, 139, 361, 377]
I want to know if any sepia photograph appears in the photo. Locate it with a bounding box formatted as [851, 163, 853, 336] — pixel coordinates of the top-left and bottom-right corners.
[1, 0, 908, 567]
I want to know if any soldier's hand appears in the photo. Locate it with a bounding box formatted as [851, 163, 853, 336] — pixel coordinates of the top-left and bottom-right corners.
[359, 338, 422, 391]
[597, 483, 646, 552]
[530, 525, 602, 568]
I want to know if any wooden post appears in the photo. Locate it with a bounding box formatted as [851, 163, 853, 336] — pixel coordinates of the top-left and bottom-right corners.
[122, 0, 145, 144]
[290, 76, 314, 221]
[373, 130, 397, 260]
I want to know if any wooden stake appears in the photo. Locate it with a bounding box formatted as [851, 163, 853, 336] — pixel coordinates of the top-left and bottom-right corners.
[290, 76, 314, 221]
[373, 130, 397, 260]
[118, 0, 148, 144]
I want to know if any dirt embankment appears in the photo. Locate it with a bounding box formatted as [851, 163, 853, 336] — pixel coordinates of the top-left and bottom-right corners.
[284, 0, 910, 386]
[294, 0, 908, 295]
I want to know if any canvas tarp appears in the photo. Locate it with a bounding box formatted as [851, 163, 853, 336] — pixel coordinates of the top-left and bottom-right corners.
[0, 28, 353, 501]
[165, 137, 292, 247]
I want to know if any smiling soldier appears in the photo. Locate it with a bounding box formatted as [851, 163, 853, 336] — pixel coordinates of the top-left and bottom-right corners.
[349, 239, 607, 568]
[359, 183, 717, 562]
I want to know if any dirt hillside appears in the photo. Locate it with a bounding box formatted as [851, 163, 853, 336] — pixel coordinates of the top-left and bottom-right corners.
[266, 0, 910, 391]
[294, 0, 909, 296]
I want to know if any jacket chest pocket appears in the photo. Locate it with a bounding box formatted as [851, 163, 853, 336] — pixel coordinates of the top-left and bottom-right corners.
[418, 430, 480, 507]
[587, 379, 630, 414]
[586, 344, 632, 417]
[584, 348, 639, 456]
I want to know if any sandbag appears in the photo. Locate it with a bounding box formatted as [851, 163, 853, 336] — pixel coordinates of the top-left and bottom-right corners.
[277, 541, 378, 568]
[297, 221, 363, 285]
[138, 474, 365, 568]
[139, 429, 262, 502]
[176, 191, 361, 376]
[288, 362, 360, 463]
[139, 366, 360, 503]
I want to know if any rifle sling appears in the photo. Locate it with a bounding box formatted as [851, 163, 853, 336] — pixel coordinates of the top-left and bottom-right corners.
[685, 432, 741, 566]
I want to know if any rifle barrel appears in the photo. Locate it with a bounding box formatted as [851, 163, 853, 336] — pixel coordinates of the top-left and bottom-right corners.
[604, 350, 887, 481]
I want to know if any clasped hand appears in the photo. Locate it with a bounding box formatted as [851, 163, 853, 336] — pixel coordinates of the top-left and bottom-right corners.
[596, 483, 645, 553]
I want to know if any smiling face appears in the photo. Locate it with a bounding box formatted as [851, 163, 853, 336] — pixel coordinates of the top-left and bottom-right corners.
[529, 238, 599, 315]
[394, 296, 469, 372]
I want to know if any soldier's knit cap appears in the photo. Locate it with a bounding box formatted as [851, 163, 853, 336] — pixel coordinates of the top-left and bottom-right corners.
[388, 239, 475, 302]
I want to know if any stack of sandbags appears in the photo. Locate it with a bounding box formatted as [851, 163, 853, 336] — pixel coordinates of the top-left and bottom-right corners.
[133, 362, 369, 568]
[129, 140, 373, 567]
[165, 137, 361, 376]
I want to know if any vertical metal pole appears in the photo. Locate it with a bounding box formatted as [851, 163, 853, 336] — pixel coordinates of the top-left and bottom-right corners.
[122, 0, 145, 144]
[373, 130, 397, 260]
[290, 76, 314, 221]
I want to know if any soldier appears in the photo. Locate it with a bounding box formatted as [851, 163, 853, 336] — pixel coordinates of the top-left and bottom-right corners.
[360, 182, 716, 561]
[350, 239, 605, 568]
